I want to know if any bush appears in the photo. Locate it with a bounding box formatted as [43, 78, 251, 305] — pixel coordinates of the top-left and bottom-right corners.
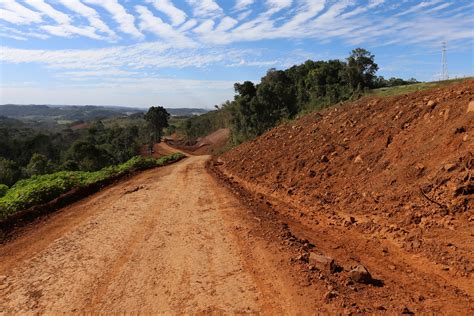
[0, 184, 8, 197]
[0, 157, 21, 186]
[0, 152, 185, 219]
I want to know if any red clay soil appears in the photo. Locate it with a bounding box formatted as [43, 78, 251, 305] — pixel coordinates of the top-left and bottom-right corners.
[139, 142, 178, 158]
[172, 128, 230, 155]
[217, 80, 474, 313]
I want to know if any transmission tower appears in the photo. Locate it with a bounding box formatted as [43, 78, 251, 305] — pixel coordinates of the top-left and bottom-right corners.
[441, 42, 448, 81]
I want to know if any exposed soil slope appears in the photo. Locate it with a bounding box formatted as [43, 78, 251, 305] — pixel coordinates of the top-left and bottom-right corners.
[218, 80, 474, 313]
[169, 128, 230, 155]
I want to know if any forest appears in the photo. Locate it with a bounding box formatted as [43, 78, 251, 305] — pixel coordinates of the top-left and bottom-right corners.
[183, 48, 418, 144]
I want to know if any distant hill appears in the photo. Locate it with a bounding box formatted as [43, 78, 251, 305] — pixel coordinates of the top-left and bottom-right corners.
[0, 104, 208, 122]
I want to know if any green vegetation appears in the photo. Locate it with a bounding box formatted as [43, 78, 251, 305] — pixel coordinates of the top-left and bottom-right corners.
[0, 184, 8, 198]
[181, 48, 419, 145]
[368, 77, 472, 97]
[144, 106, 170, 145]
[184, 101, 233, 139]
[0, 152, 185, 220]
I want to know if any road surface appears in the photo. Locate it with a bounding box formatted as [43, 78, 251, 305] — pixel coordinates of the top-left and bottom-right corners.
[0, 148, 311, 314]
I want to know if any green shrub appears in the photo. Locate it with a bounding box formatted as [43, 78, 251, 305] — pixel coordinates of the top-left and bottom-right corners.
[0, 152, 185, 219]
[0, 184, 8, 197]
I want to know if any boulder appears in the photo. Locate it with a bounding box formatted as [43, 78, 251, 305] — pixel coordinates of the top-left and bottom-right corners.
[349, 264, 373, 284]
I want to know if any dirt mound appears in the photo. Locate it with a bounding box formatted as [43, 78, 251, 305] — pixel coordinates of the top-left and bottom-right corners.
[170, 128, 230, 155]
[219, 80, 473, 307]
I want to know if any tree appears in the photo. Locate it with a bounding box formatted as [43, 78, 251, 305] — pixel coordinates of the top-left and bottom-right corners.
[0, 157, 20, 186]
[144, 106, 170, 144]
[66, 140, 112, 171]
[25, 153, 54, 177]
[345, 48, 378, 90]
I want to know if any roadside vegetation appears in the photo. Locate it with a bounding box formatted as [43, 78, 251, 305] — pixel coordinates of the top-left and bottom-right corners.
[0, 106, 172, 188]
[0, 152, 184, 220]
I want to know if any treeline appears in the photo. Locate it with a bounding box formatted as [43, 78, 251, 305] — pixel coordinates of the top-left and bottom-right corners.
[182, 48, 418, 143]
[0, 119, 146, 186]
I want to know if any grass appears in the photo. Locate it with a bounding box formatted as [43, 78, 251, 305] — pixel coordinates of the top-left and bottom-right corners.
[0, 152, 185, 220]
[368, 77, 473, 97]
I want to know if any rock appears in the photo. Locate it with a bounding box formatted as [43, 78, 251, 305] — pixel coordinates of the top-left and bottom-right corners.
[349, 265, 373, 284]
[427, 100, 437, 108]
[320, 155, 329, 163]
[401, 306, 414, 314]
[354, 155, 363, 164]
[308, 253, 340, 273]
[324, 290, 339, 301]
[454, 127, 466, 134]
[468, 101, 474, 113]
[443, 163, 457, 172]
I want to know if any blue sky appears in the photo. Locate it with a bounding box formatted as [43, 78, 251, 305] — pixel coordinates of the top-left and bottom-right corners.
[0, 0, 473, 108]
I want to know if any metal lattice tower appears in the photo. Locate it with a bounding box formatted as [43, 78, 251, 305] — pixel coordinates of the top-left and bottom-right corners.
[441, 42, 449, 81]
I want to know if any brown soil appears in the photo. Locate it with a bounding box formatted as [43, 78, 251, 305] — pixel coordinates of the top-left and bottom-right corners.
[0, 144, 327, 314]
[170, 128, 230, 155]
[218, 80, 474, 313]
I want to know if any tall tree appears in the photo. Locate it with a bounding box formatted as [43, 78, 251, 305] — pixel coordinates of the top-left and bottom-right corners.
[345, 48, 378, 90]
[144, 106, 170, 144]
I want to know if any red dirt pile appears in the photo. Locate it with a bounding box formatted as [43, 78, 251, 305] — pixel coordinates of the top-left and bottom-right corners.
[220, 80, 473, 280]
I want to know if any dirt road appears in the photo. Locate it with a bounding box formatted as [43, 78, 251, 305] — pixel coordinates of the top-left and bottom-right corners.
[0, 148, 316, 314]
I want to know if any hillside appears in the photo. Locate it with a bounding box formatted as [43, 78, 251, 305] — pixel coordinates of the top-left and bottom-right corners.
[0, 104, 208, 123]
[215, 80, 473, 312]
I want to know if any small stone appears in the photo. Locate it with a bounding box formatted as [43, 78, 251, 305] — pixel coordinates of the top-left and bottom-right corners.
[349, 265, 373, 284]
[324, 290, 339, 301]
[401, 306, 414, 314]
[354, 155, 363, 164]
[309, 253, 340, 273]
[468, 101, 474, 113]
[320, 155, 329, 163]
[443, 163, 457, 172]
[427, 100, 437, 108]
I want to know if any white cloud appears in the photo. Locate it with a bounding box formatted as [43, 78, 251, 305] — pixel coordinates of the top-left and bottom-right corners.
[23, 0, 70, 24]
[146, 0, 187, 26]
[265, 0, 293, 14]
[186, 0, 223, 18]
[40, 24, 105, 40]
[84, 0, 143, 39]
[57, 0, 117, 39]
[216, 17, 238, 32]
[135, 5, 194, 47]
[234, 0, 255, 11]
[368, 0, 385, 9]
[0, 0, 43, 24]
[193, 20, 215, 34]
[396, 0, 443, 17]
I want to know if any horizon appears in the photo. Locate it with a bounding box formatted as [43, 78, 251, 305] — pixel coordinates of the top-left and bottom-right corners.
[1, 0, 473, 108]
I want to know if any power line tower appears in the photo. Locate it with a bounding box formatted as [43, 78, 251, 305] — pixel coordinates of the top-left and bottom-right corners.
[441, 42, 449, 81]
